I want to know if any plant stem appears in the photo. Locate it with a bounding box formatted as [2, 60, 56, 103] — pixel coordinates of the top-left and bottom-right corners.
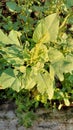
[59, 14, 70, 30]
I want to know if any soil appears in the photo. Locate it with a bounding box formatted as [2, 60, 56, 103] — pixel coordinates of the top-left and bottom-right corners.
[0, 101, 73, 130]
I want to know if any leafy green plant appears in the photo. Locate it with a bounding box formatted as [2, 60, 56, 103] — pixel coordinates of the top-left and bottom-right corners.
[0, 10, 73, 106]
[0, 0, 73, 127]
[14, 89, 37, 127]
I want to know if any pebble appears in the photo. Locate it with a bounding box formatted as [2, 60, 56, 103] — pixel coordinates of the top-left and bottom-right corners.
[5, 110, 16, 119]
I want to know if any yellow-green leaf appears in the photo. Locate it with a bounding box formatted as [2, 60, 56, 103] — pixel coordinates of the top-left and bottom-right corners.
[34, 71, 54, 100]
[33, 13, 59, 43]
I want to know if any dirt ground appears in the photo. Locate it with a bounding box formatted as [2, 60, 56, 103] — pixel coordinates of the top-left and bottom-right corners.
[0, 102, 73, 130]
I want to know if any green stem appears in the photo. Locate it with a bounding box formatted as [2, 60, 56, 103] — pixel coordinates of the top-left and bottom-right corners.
[59, 14, 70, 30]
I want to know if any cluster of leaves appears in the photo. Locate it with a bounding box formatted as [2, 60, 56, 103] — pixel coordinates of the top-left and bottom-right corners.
[0, 0, 52, 40]
[0, 0, 73, 126]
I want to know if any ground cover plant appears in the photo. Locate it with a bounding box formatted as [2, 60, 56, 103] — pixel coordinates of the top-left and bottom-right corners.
[0, 0, 73, 127]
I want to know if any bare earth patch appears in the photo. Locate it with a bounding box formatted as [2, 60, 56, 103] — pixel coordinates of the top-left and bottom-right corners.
[0, 102, 73, 130]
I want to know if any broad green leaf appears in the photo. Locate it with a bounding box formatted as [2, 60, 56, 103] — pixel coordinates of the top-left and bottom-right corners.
[64, 55, 73, 73]
[48, 47, 64, 80]
[0, 68, 24, 92]
[6, 1, 17, 12]
[48, 47, 64, 63]
[34, 71, 54, 100]
[65, 0, 73, 8]
[48, 47, 73, 81]
[33, 24, 50, 43]
[51, 60, 65, 81]
[3, 46, 24, 66]
[0, 29, 13, 45]
[51, 55, 73, 81]
[0, 68, 16, 89]
[24, 68, 36, 90]
[11, 77, 22, 92]
[8, 30, 21, 46]
[0, 29, 21, 46]
[33, 13, 59, 43]
[25, 77, 36, 90]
